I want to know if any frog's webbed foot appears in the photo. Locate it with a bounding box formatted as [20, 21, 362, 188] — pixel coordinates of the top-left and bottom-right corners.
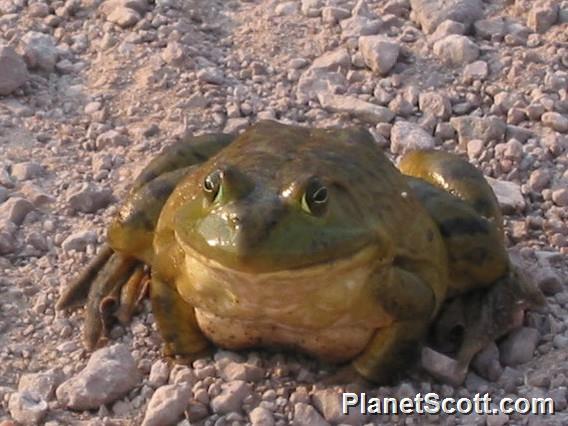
[56, 244, 148, 350]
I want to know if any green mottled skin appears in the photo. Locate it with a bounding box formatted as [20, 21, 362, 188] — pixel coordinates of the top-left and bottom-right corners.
[60, 121, 531, 383]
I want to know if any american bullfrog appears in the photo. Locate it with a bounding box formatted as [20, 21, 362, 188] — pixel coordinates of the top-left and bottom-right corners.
[57, 120, 542, 384]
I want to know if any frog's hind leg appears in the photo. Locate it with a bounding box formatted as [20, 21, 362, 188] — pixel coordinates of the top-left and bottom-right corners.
[399, 150, 504, 238]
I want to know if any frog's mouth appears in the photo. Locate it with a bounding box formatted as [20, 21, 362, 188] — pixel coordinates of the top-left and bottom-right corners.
[174, 234, 393, 331]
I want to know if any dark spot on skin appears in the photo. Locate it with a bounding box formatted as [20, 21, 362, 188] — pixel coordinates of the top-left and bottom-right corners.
[148, 178, 175, 201]
[463, 247, 489, 264]
[128, 211, 154, 230]
[439, 217, 489, 238]
[426, 229, 434, 242]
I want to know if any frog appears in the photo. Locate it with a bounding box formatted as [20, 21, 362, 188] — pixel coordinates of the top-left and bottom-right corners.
[57, 120, 543, 384]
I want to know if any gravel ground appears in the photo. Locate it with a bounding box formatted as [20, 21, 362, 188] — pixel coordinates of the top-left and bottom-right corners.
[0, 0, 567, 425]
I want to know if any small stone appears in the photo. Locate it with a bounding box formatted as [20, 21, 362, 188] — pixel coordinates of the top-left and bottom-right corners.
[552, 188, 568, 207]
[340, 16, 384, 38]
[148, 360, 170, 388]
[56, 344, 141, 410]
[409, 0, 483, 33]
[466, 139, 485, 160]
[275, 2, 298, 16]
[293, 403, 330, 426]
[486, 178, 526, 213]
[450, 116, 506, 146]
[107, 7, 141, 28]
[220, 362, 264, 383]
[96, 129, 129, 149]
[312, 388, 366, 424]
[8, 391, 48, 425]
[197, 67, 225, 85]
[301, 0, 323, 17]
[67, 184, 114, 213]
[11, 162, 45, 181]
[28, 3, 50, 17]
[527, 3, 559, 33]
[186, 401, 209, 422]
[471, 342, 503, 382]
[223, 118, 249, 134]
[421, 347, 467, 386]
[310, 49, 351, 72]
[463, 60, 488, 81]
[429, 19, 466, 43]
[141, 383, 191, 426]
[528, 169, 551, 192]
[20, 31, 58, 72]
[418, 92, 451, 119]
[296, 69, 347, 102]
[210, 380, 250, 414]
[0, 197, 34, 226]
[358, 36, 400, 76]
[317, 92, 394, 123]
[249, 406, 275, 426]
[542, 112, 568, 133]
[390, 121, 436, 154]
[161, 41, 187, 66]
[474, 18, 507, 39]
[433, 35, 479, 66]
[321, 6, 350, 25]
[0, 44, 29, 95]
[19, 370, 64, 401]
[499, 327, 539, 366]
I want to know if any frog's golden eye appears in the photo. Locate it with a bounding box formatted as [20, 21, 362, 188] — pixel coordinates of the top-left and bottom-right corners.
[301, 178, 328, 216]
[203, 169, 223, 202]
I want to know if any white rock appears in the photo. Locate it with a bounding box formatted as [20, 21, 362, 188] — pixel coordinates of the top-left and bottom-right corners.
[249, 406, 275, 426]
[464, 60, 489, 81]
[429, 19, 465, 43]
[107, 6, 141, 27]
[317, 92, 394, 123]
[421, 347, 467, 386]
[293, 403, 330, 426]
[220, 362, 264, 382]
[210, 380, 250, 414]
[275, 1, 298, 16]
[28, 3, 50, 17]
[148, 359, 170, 388]
[96, 129, 129, 149]
[310, 49, 351, 72]
[18, 369, 64, 401]
[358, 36, 400, 75]
[296, 69, 347, 102]
[499, 327, 539, 366]
[542, 112, 568, 133]
[390, 121, 436, 154]
[433, 35, 479, 66]
[67, 183, 114, 213]
[8, 391, 48, 425]
[223, 118, 249, 134]
[0, 44, 29, 95]
[340, 16, 384, 38]
[0, 197, 34, 226]
[466, 139, 485, 160]
[450, 116, 506, 146]
[20, 31, 59, 72]
[409, 0, 483, 33]
[418, 91, 451, 119]
[486, 177, 526, 213]
[99, 0, 148, 15]
[61, 230, 98, 252]
[197, 67, 225, 85]
[56, 344, 141, 410]
[527, 3, 559, 33]
[141, 383, 191, 426]
[552, 188, 568, 207]
[11, 162, 45, 181]
[321, 6, 350, 24]
[301, 0, 323, 17]
[162, 41, 187, 67]
[312, 389, 366, 424]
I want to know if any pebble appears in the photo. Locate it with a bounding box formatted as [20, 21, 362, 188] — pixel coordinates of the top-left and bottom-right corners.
[542, 112, 568, 133]
[20, 31, 58, 72]
[141, 383, 191, 426]
[0, 45, 29, 95]
[552, 188, 568, 207]
[390, 121, 436, 154]
[421, 347, 466, 386]
[67, 183, 114, 213]
[18, 369, 64, 401]
[56, 344, 141, 410]
[419, 91, 451, 119]
[471, 342, 503, 382]
[197, 67, 225, 85]
[433, 35, 480, 66]
[63, 230, 101, 251]
[8, 391, 48, 425]
[210, 380, 250, 414]
[527, 3, 559, 33]
[148, 359, 170, 388]
[275, 2, 298, 16]
[450, 116, 506, 146]
[317, 92, 394, 123]
[486, 177, 526, 213]
[463, 60, 489, 81]
[220, 362, 264, 383]
[409, 0, 483, 33]
[293, 402, 330, 426]
[358, 36, 400, 76]
[312, 388, 366, 424]
[499, 327, 540, 366]
[0, 197, 34, 226]
[249, 406, 275, 426]
[96, 129, 130, 149]
[310, 49, 350, 72]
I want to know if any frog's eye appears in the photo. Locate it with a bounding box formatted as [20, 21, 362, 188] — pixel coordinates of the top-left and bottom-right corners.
[301, 178, 328, 216]
[203, 169, 223, 202]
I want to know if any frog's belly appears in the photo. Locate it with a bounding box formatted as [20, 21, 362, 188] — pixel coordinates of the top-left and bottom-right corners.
[194, 308, 374, 362]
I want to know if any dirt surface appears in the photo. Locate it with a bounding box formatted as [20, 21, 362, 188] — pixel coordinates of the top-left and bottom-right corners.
[0, 0, 567, 425]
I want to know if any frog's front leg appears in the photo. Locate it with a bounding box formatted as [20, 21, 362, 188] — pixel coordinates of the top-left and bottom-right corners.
[353, 266, 438, 384]
[151, 274, 211, 362]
